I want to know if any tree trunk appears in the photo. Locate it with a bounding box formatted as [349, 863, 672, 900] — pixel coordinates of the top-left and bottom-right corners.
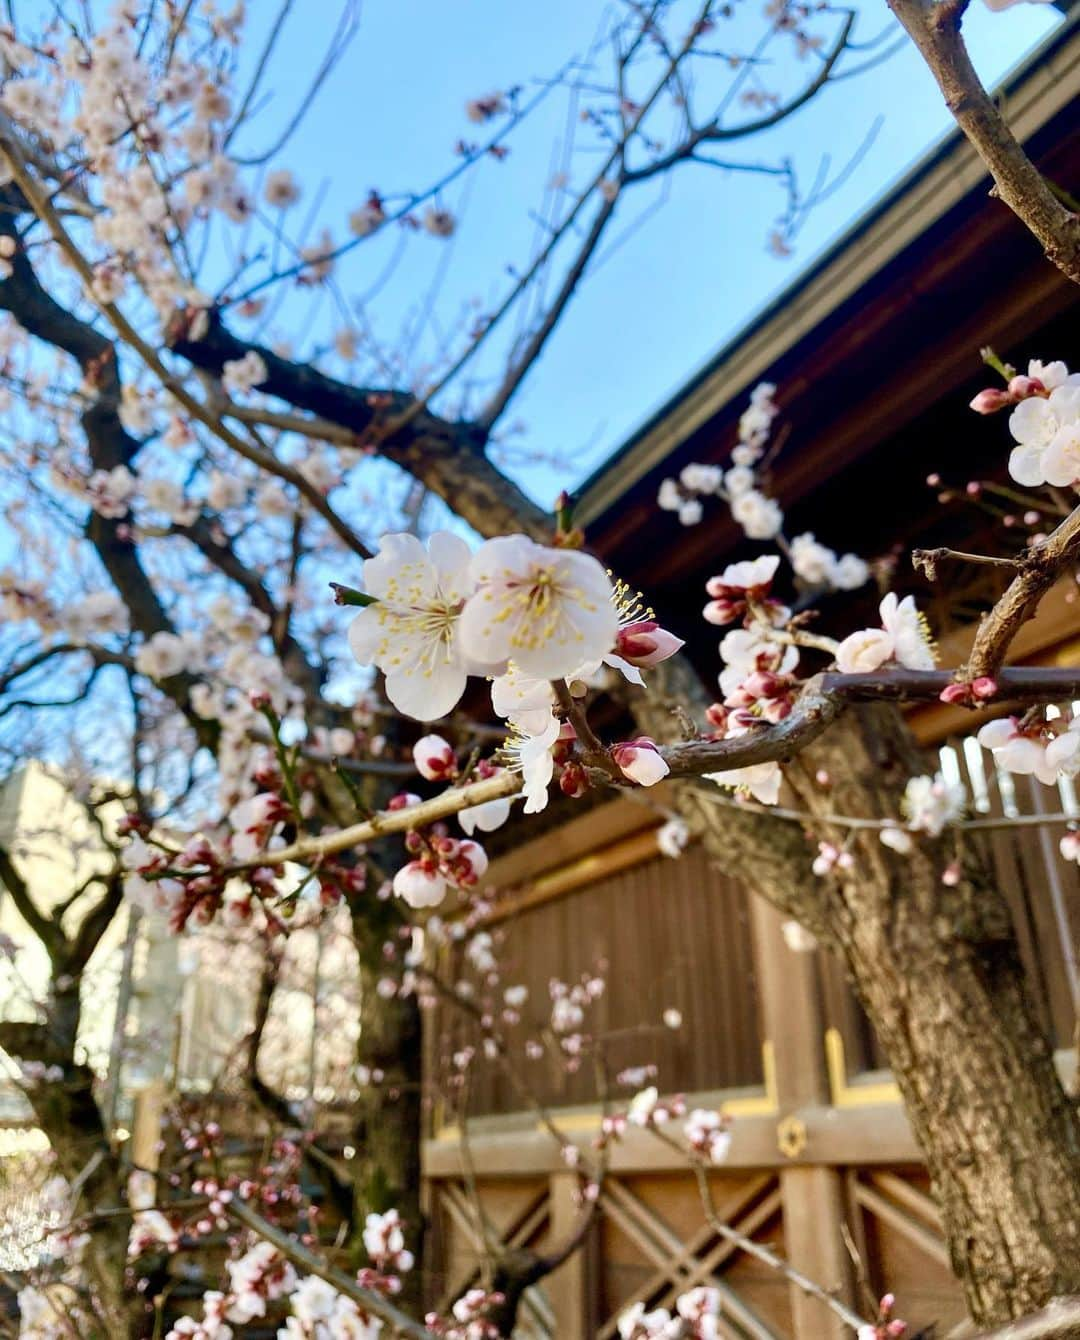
[0, 994, 134, 1337]
[350, 903, 424, 1303]
[639, 662, 1080, 1328]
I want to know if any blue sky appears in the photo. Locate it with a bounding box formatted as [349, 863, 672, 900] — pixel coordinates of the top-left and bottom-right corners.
[224, 0, 1063, 511]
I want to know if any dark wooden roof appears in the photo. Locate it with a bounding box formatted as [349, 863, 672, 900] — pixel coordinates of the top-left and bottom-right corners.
[578, 15, 1080, 659]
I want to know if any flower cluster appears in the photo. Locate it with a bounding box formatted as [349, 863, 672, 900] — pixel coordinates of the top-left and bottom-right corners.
[348, 531, 618, 720]
[617, 1286, 721, 1338]
[968, 358, 1080, 489]
[349, 532, 682, 826]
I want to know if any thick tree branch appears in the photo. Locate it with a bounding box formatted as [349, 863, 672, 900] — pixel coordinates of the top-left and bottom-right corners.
[166, 312, 554, 541]
[962, 503, 1080, 679]
[888, 0, 1080, 284]
[66, 870, 124, 976]
[0, 843, 65, 965]
[974, 1298, 1080, 1339]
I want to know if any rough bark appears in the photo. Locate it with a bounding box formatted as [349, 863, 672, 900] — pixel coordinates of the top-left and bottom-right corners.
[637, 655, 1080, 1328]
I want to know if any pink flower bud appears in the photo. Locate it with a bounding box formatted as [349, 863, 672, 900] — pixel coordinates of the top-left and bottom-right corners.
[938, 682, 971, 705]
[703, 597, 741, 625]
[387, 791, 421, 811]
[611, 737, 670, 787]
[705, 703, 728, 732]
[971, 676, 998, 701]
[614, 620, 685, 666]
[413, 734, 456, 781]
[968, 387, 1013, 415]
[392, 861, 447, 909]
[458, 839, 488, 880]
[1007, 374, 1044, 399]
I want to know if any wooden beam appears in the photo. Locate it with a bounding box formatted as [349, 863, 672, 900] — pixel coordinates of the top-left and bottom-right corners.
[781, 1168, 857, 1340]
[424, 1101, 922, 1178]
[853, 1178, 951, 1270]
[546, 1172, 593, 1340]
[485, 794, 664, 890]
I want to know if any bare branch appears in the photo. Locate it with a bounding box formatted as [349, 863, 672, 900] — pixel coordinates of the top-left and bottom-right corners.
[888, 0, 1080, 284]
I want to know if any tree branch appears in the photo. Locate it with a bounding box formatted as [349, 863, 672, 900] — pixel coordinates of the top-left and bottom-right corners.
[888, 0, 1080, 284]
[963, 503, 1080, 680]
[227, 1198, 436, 1339]
[0, 842, 66, 965]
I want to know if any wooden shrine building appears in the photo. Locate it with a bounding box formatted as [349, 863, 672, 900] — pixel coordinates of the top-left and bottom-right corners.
[421, 15, 1080, 1338]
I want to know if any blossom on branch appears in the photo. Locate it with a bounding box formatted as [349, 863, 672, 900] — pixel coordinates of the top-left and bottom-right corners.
[348, 531, 476, 720]
[834, 594, 934, 674]
[460, 535, 618, 680]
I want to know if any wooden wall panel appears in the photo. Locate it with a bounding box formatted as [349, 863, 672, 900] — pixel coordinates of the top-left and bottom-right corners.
[431, 845, 763, 1118]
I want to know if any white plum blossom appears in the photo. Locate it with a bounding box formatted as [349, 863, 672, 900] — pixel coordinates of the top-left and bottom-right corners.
[718, 626, 798, 698]
[879, 824, 914, 855]
[790, 532, 869, 591]
[348, 531, 476, 721]
[458, 785, 513, 835]
[781, 919, 818, 952]
[393, 863, 448, 910]
[362, 1209, 414, 1272]
[656, 816, 690, 858]
[460, 536, 618, 681]
[490, 661, 556, 734]
[1007, 381, 1080, 486]
[1060, 832, 1080, 864]
[504, 710, 561, 813]
[684, 1107, 731, 1163]
[134, 630, 193, 680]
[706, 758, 782, 806]
[413, 734, 456, 781]
[627, 1085, 660, 1125]
[902, 773, 965, 836]
[263, 169, 300, 208]
[730, 488, 783, 540]
[221, 349, 267, 394]
[679, 463, 724, 493]
[1045, 718, 1080, 777]
[206, 470, 248, 511]
[834, 593, 934, 675]
[657, 478, 683, 512]
[977, 717, 1058, 785]
[87, 463, 136, 517]
[225, 1242, 296, 1322]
